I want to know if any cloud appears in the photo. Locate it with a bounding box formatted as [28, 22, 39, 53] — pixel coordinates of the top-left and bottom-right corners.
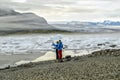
[0, 0, 119, 21]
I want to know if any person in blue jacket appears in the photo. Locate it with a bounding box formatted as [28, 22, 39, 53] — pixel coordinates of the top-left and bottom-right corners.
[58, 40, 63, 62]
[52, 40, 63, 62]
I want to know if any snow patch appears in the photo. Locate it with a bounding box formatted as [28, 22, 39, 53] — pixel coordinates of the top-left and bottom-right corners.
[32, 50, 75, 62]
[15, 60, 30, 65]
[14, 50, 76, 66]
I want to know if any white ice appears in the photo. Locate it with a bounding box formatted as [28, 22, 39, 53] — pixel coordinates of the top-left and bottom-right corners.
[0, 33, 120, 55]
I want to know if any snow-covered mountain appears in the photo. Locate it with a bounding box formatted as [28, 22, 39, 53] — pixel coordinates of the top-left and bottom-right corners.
[0, 8, 20, 16]
[0, 8, 120, 34]
[51, 21, 120, 33]
[0, 8, 56, 34]
[101, 20, 120, 26]
[51, 20, 120, 26]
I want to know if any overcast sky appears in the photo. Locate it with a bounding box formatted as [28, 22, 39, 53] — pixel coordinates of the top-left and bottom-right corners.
[0, 0, 120, 22]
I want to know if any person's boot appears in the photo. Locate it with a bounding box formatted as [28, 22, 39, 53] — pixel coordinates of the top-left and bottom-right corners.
[60, 59, 63, 62]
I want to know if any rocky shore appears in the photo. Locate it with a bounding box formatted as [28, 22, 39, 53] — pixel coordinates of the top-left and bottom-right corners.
[0, 49, 120, 80]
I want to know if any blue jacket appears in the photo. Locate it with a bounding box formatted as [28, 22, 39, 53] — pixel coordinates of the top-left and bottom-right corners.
[58, 42, 63, 50]
[52, 43, 58, 49]
[52, 42, 63, 50]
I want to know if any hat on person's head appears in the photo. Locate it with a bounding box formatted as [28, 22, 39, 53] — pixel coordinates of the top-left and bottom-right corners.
[59, 40, 61, 42]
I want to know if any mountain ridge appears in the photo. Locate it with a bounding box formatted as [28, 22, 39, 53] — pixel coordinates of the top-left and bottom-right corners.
[0, 8, 62, 35]
[0, 8, 20, 16]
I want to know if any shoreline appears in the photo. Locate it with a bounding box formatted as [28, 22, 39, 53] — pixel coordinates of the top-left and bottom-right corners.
[1, 31, 120, 37]
[0, 48, 120, 69]
[0, 52, 45, 69]
[0, 47, 120, 69]
[0, 49, 120, 80]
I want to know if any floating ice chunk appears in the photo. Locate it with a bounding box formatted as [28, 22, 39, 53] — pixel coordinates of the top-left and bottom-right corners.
[50, 34, 63, 41]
